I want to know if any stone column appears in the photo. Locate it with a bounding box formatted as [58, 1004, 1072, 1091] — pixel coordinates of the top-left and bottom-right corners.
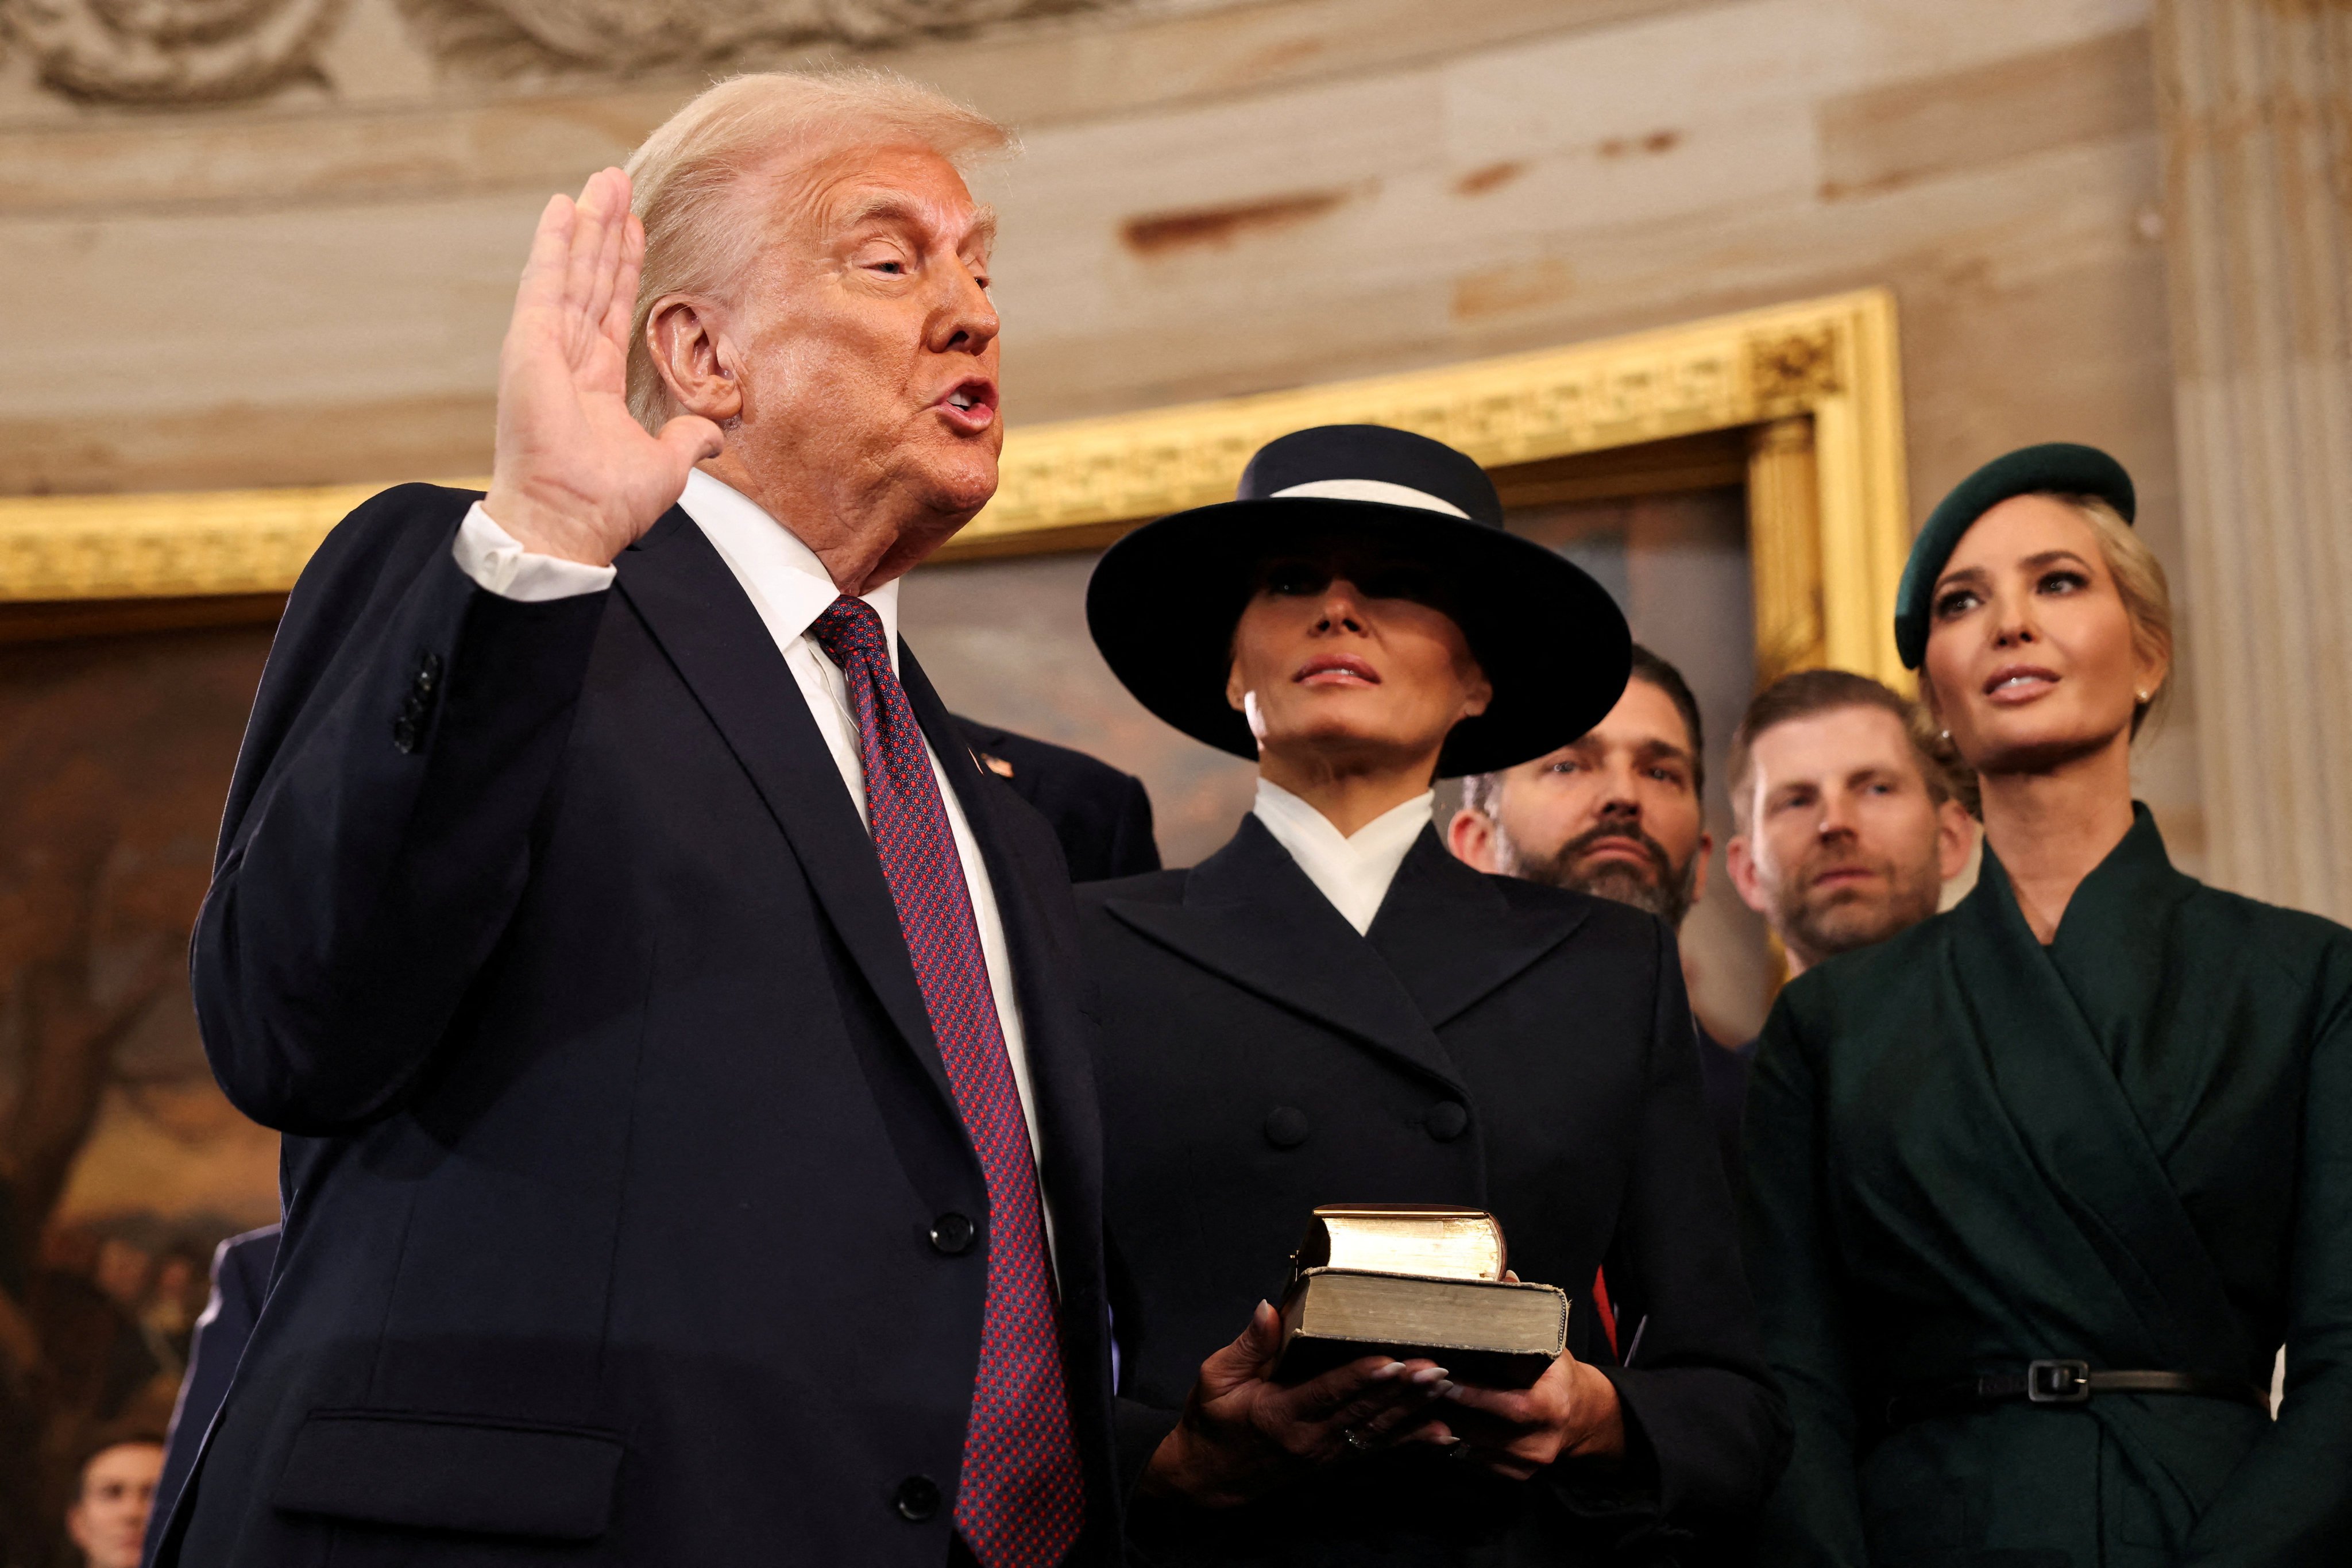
[2153, 0, 2352, 920]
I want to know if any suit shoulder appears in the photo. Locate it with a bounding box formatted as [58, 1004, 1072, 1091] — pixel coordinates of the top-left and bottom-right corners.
[959, 721, 1145, 793]
[2177, 879, 2352, 1002]
[1075, 867, 1187, 910]
[292, 482, 482, 601]
[1777, 905, 1957, 1027]
[2180, 876, 2352, 953]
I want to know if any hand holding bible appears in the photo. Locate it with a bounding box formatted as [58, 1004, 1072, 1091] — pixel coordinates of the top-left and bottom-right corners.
[1141, 1300, 1453, 1509]
[484, 166, 724, 566]
[1430, 1342, 1625, 1481]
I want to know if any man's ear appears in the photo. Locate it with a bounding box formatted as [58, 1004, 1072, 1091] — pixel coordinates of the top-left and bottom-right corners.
[1447, 809, 1499, 872]
[1725, 835, 1770, 915]
[1689, 829, 1714, 904]
[1935, 800, 1976, 880]
[646, 295, 743, 424]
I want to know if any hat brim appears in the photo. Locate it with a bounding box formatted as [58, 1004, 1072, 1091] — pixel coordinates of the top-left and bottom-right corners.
[1086, 496, 1631, 778]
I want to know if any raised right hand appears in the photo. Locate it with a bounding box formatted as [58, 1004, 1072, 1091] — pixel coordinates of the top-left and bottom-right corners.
[1140, 1300, 1454, 1509]
[484, 166, 724, 566]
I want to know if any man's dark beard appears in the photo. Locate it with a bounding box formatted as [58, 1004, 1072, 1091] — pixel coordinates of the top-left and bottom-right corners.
[1496, 819, 1702, 931]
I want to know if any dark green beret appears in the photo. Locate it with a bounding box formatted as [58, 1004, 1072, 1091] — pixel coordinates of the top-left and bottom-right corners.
[1894, 442, 2136, 669]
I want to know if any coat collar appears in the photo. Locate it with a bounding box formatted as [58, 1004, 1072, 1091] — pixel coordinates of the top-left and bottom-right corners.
[2041, 803, 2199, 1044]
[613, 507, 954, 1112]
[1104, 817, 1592, 1092]
[1104, 815, 1463, 1092]
[1367, 829, 1593, 1029]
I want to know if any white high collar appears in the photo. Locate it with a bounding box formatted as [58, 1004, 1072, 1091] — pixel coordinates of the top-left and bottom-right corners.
[1250, 779, 1435, 936]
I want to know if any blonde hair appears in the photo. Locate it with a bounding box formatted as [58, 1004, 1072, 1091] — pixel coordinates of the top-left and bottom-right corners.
[2070, 495, 2173, 736]
[1920, 492, 2176, 740]
[622, 68, 1014, 429]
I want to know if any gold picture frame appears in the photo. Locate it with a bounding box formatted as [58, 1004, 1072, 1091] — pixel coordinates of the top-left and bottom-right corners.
[0, 289, 1909, 683]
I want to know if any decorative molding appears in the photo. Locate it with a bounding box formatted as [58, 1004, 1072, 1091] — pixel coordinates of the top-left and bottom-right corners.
[0, 288, 1913, 682]
[2, 0, 349, 105]
[395, 0, 1121, 75]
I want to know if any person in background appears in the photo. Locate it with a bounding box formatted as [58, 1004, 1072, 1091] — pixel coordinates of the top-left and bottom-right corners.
[955, 716, 1161, 881]
[1723, 670, 1973, 983]
[1447, 646, 1748, 1174]
[1745, 445, 2352, 1565]
[1713, 670, 1975, 1174]
[66, 1434, 163, 1568]
[1080, 425, 1787, 1566]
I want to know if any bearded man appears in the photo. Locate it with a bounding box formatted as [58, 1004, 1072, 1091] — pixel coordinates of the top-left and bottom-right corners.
[169, 71, 1117, 1567]
[1448, 644, 1745, 1163]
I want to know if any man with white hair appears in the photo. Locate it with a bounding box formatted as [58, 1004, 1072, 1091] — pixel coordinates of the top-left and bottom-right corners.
[167, 71, 1117, 1567]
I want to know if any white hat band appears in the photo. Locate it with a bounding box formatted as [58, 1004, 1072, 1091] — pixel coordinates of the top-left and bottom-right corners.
[1268, 478, 1471, 518]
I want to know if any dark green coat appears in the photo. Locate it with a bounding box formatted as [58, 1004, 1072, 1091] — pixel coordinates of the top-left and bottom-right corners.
[1744, 806, 2352, 1566]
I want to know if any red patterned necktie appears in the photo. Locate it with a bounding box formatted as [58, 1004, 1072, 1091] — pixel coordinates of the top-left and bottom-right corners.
[809, 595, 1083, 1568]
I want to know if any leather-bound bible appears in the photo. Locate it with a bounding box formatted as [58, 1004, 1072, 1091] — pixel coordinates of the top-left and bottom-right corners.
[1272, 1205, 1569, 1389]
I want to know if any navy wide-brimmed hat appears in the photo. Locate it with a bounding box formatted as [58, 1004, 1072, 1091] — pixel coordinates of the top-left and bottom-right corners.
[1894, 442, 2137, 668]
[1085, 424, 1631, 778]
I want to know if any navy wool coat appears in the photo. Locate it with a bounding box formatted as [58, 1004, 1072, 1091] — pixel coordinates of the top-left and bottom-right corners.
[1079, 818, 1790, 1566]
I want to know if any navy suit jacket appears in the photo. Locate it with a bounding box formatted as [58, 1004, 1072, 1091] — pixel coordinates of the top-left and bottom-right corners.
[166, 486, 1119, 1566]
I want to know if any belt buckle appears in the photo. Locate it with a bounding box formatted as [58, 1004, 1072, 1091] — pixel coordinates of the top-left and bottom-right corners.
[2027, 1359, 2092, 1404]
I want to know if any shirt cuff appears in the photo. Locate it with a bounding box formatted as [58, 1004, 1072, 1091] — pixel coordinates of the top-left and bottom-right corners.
[452, 502, 616, 601]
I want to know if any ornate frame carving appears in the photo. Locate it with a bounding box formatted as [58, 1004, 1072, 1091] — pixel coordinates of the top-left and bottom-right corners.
[0, 288, 1909, 682]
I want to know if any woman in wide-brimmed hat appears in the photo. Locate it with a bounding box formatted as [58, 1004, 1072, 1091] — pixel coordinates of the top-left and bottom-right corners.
[1743, 443, 2352, 1565]
[1077, 424, 1790, 1566]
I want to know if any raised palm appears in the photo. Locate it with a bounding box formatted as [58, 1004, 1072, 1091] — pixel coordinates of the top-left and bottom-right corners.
[485, 167, 724, 565]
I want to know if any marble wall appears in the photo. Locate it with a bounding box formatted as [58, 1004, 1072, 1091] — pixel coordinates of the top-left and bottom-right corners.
[0, 0, 2206, 851]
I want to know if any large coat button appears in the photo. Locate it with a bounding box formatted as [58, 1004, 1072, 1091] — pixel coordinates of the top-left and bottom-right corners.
[893, 1474, 941, 1521]
[1425, 1101, 1470, 1141]
[1262, 1107, 1310, 1149]
[929, 1212, 976, 1255]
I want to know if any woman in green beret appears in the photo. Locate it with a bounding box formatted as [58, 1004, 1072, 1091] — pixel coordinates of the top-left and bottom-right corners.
[1744, 443, 2352, 1566]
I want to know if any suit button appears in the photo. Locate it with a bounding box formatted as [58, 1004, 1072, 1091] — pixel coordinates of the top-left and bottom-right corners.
[1426, 1101, 1470, 1141]
[1262, 1107, 1310, 1149]
[929, 1212, 976, 1255]
[893, 1474, 941, 1521]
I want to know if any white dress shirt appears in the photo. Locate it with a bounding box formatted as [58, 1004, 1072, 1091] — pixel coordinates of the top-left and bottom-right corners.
[452, 473, 1057, 1260]
[1249, 778, 1435, 936]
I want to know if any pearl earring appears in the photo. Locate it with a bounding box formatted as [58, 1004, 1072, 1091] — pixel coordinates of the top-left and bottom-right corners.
[1939, 729, 1951, 743]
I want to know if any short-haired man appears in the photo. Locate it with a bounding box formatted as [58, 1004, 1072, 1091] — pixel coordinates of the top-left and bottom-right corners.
[65, 1435, 162, 1568]
[1723, 669, 1973, 981]
[1447, 645, 1740, 1170]
[173, 71, 1116, 1566]
[1709, 670, 1973, 1176]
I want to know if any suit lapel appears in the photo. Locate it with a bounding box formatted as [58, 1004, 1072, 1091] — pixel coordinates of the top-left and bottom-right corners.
[1368, 831, 1589, 1028]
[613, 509, 952, 1111]
[1104, 817, 1466, 1094]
